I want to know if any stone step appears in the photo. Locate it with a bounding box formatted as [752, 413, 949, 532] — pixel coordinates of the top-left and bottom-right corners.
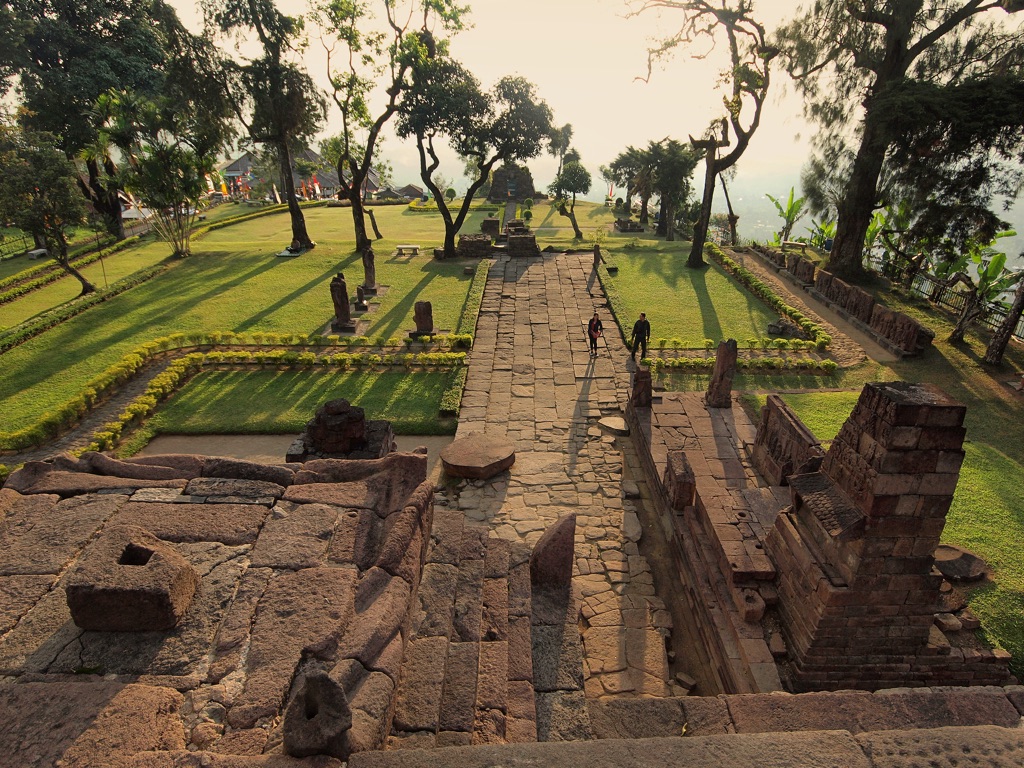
[391, 513, 540, 748]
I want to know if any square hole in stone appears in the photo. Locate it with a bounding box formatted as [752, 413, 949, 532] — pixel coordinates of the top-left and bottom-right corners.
[119, 543, 154, 566]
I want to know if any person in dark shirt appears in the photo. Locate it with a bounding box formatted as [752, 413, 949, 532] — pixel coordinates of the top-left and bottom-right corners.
[587, 312, 603, 357]
[630, 312, 651, 361]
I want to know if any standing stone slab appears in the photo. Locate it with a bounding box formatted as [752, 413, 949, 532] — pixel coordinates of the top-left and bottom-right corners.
[439, 642, 479, 732]
[391, 635, 449, 733]
[530, 514, 575, 591]
[706, 339, 738, 408]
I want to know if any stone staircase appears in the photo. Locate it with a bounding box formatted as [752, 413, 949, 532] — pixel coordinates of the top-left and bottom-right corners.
[388, 504, 589, 747]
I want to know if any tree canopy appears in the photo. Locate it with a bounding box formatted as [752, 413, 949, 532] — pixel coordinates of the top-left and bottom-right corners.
[776, 0, 1024, 281]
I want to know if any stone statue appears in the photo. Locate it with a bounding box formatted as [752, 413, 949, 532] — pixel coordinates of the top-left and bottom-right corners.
[331, 272, 351, 326]
[354, 285, 368, 313]
[361, 245, 376, 292]
[414, 301, 433, 336]
[706, 339, 738, 408]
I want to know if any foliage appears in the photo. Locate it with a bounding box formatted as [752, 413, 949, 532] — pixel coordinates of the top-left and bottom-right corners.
[0, 122, 95, 294]
[650, 139, 699, 242]
[550, 159, 592, 240]
[629, 1, 773, 267]
[775, 1, 1024, 281]
[456, 259, 490, 335]
[766, 187, 807, 244]
[313, 0, 467, 250]
[944, 231, 1023, 342]
[397, 53, 554, 256]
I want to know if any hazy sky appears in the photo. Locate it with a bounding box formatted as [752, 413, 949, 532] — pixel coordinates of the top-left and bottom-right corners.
[170, 0, 1023, 250]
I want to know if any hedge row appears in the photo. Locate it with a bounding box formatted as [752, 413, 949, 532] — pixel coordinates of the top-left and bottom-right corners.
[0, 236, 143, 303]
[457, 259, 490, 335]
[81, 350, 467, 454]
[646, 355, 838, 373]
[653, 336, 822, 352]
[1, 331, 472, 451]
[0, 262, 171, 355]
[440, 366, 468, 416]
[706, 244, 833, 351]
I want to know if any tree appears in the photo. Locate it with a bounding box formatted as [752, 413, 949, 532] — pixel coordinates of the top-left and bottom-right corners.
[941, 231, 1022, 342]
[547, 123, 573, 177]
[985, 279, 1024, 365]
[718, 167, 740, 245]
[397, 55, 553, 257]
[206, 0, 326, 251]
[652, 139, 699, 242]
[314, 0, 467, 251]
[12, 1, 204, 240]
[0, 122, 95, 294]
[630, 1, 773, 268]
[550, 160, 592, 239]
[766, 187, 807, 243]
[776, 1, 1024, 281]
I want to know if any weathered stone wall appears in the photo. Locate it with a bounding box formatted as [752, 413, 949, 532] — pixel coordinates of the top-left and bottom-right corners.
[869, 303, 935, 355]
[766, 382, 1014, 691]
[814, 271, 875, 324]
[507, 234, 540, 258]
[457, 233, 492, 259]
[786, 254, 816, 284]
[751, 395, 825, 486]
[0, 450, 435, 762]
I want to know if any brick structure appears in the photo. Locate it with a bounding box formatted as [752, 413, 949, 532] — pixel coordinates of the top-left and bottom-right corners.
[458, 233, 493, 258]
[766, 382, 1014, 690]
[507, 234, 540, 258]
[870, 303, 935, 355]
[752, 395, 825, 486]
[786, 254, 816, 284]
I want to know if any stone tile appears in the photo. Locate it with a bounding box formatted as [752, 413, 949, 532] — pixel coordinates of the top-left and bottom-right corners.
[391, 636, 449, 733]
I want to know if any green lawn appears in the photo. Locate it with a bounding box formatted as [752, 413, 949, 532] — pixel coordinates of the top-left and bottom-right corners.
[0, 239, 172, 331]
[762, 389, 1024, 676]
[605, 244, 780, 346]
[0, 205, 482, 434]
[148, 369, 457, 435]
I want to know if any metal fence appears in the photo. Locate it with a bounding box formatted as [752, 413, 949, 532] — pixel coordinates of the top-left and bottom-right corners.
[871, 257, 1024, 342]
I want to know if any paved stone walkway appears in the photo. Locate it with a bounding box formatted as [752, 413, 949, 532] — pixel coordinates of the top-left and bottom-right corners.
[437, 253, 678, 699]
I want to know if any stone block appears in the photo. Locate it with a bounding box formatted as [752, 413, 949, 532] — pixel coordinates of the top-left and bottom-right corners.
[65, 525, 198, 631]
[662, 450, 695, 510]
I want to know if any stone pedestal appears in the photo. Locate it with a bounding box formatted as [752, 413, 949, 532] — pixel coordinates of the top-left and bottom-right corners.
[286, 398, 395, 462]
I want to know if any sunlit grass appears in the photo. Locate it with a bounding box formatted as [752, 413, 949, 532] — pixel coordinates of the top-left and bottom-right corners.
[148, 369, 457, 435]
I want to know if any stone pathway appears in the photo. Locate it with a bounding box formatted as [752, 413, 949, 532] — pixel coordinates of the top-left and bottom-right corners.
[435, 253, 677, 700]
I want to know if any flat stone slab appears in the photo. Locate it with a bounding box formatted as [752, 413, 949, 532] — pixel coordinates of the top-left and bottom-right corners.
[441, 434, 516, 479]
[934, 544, 989, 582]
[598, 416, 629, 436]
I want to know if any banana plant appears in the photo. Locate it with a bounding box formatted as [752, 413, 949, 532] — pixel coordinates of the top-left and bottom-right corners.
[766, 187, 807, 243]
[807, 218, 836, 249]
[948, 230, 1021, 342]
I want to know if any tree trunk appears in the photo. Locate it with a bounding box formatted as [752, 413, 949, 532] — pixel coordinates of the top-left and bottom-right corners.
[688, 149, 717, 268]
[949, 292, 982, 342]
[656, 198, 667, 236]
[366, 208, 383, 239]
[341, 159, 371, 251]
[639, 194, 651, 224]
[719, 174, 739, 246]
[81, 158, 126, 241]
[277, 141, 313, 249]
[665, 200, 676, 242]
[828, 115, 888, 282]
[984, 281, 1024, 365]
[55, 232, 96, 296]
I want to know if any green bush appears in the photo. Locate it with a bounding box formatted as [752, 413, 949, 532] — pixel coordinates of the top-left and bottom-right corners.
[440, 367, 468, 416]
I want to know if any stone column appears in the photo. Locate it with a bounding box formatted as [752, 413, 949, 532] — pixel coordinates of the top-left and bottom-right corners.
[631, 368, 652, 407]
[766, 382, 969, 690]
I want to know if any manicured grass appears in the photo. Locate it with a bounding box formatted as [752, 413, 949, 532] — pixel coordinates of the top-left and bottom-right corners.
[0, 238, 171, 330]
[529, 200, 619, 248]
[148, 369, 457, 435]
[0, 205, 481, 433]
[763, 389, 1024, 676]
[605, 244, 780, 346]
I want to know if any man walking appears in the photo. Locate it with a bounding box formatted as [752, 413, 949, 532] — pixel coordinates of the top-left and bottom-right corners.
[630, 312, 651, 361]
[587, 312, 603, 357]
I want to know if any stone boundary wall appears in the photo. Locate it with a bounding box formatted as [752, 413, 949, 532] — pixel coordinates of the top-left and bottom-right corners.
[507, 234, 540, 258]
[751, 247, 935, 356]
[751, 395, 825, 487]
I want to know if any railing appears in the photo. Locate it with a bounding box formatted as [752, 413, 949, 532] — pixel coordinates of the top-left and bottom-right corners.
[869, 255, 1024, 341]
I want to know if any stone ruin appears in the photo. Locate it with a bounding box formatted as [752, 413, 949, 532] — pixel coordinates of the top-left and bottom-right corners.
[751, 394, 825, 486]
[286, 398, 395, 463]
[705, 339, 737, 409]
[457, 233, 492, 259]
[767, 382, 1013, 690]
[0, 448, 594, 765]
[480, 217, 500, 239]
[507, 234, 540, 258]
[412, 300, 436, 338]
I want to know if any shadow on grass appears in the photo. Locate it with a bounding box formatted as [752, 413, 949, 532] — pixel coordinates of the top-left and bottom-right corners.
[689, 265, 723, 343]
